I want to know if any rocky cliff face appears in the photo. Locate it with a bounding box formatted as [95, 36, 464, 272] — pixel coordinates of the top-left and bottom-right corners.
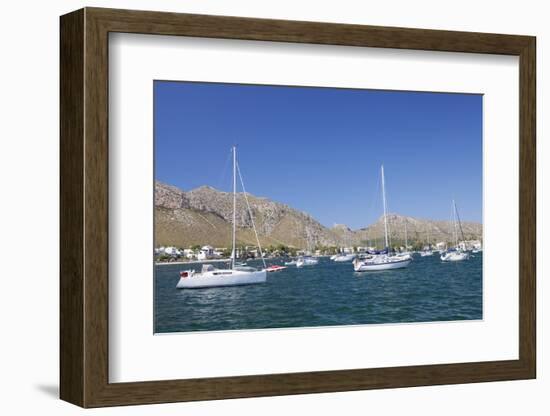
[154, 182, 188, 209]
[155, 181, 482, 248]
[155, 181, 340, 248]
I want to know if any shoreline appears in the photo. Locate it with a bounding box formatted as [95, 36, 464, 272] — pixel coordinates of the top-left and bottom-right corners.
[155, 258, 231, 266]
[155, 254, 333, 267]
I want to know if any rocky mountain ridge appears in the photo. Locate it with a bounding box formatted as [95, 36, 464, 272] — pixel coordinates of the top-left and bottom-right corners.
[155, 181, 482, 248]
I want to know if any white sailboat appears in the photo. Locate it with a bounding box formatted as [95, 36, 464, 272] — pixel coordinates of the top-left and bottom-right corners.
[395, 221, 413, 260]
[176, 147, 267, 289]
[296, 228, 319, 267]
[440, 199, 470, 262]
[333, 241, 356, 262]
[420, 226, 434, 256]
[353, 165, 412, 272]
[332, 233, 356, 262]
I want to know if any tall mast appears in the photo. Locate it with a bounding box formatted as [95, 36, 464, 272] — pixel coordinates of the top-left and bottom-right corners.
[231, 146, 237, 268]
[381, 165, 389, 249]
[404, 221, 408, 249]
[454, 200, 466, 243]
[452, 199, 458, 247]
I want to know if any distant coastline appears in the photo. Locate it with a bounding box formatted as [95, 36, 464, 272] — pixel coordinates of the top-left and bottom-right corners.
[156, 258, 231, 266]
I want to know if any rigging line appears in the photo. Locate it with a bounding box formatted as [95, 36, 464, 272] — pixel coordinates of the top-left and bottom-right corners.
[236, 161, 267, 269]
[454, 201, 467, 242]
[449, 199, 458, 244]
[449, 202, 454, 244]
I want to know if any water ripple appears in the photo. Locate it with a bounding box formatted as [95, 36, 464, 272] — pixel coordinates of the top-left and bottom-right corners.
[155, 255, 482, 333]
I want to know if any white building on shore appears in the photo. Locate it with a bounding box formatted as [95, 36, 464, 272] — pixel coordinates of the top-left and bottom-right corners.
[197, 245, 214, 260]
[183, 248, 195, 259]
[158, 246, 181, 257]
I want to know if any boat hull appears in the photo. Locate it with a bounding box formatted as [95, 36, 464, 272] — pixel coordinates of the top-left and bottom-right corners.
[297, 262, 317, 267]
[176, 269, 266, 289]
[333, 254, 356, 262]
[296, 258, 319, 267]
[440, 252, 469, 262]
[354, 257, 411, 272]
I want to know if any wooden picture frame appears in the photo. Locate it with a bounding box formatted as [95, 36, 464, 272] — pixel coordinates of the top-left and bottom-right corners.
[60, 7, 536, 408]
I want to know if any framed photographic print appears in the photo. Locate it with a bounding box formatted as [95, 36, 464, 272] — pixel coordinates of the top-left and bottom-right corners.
[60, 7, 536, 408]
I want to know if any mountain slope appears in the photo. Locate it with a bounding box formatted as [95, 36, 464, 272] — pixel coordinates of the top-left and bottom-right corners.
[155, 181, 482, 248]
[155, 182, 340, 248]
[352, 213, 482, 246]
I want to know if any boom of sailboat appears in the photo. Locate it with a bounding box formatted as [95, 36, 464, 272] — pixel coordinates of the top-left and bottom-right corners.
[175, 154, 478, 289]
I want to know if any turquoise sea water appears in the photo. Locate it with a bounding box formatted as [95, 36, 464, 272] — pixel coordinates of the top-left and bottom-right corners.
[154, 254, 482, 333]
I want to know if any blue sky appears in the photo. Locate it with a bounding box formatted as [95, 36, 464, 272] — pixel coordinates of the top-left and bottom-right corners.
[154, 81, 482, 229]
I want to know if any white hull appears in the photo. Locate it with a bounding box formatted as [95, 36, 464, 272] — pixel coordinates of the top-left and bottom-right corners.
[395, 252, 412, 261]
[420, 251, 434, 257]
[333, 254, 356, 262]
[353, 256, 411, 272]
[440, 251, 469, 262]
[296, 257, 318, 267]
[176, 269, 266, 289]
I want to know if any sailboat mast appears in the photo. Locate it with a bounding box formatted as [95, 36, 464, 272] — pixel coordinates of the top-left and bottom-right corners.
[452, 199, 458, 247]
[454, 200, 466, 243]
[381, 165, 389, 249]
[232, 146, 237, 268]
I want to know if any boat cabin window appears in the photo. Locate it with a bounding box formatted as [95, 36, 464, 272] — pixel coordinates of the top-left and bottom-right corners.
[201, 264, 215, 273]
